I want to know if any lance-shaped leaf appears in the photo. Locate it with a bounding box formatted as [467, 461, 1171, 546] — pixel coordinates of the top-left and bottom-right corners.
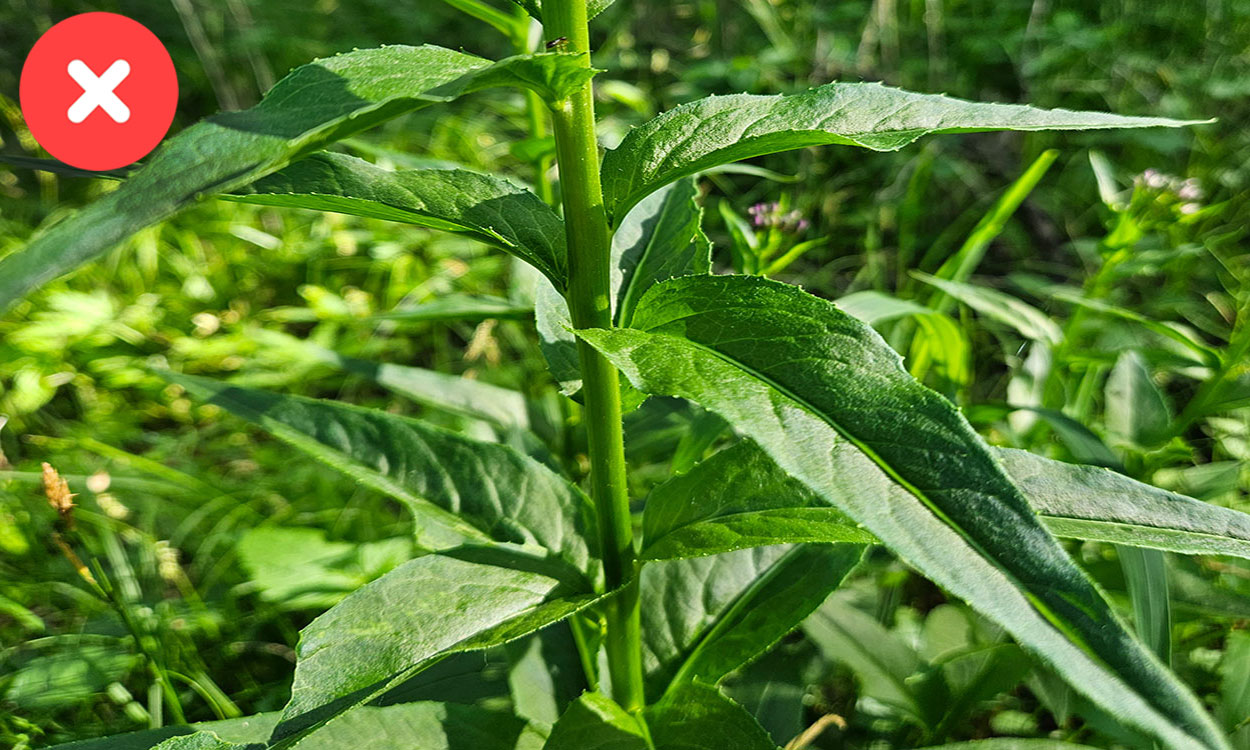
[0, 47, 591, 311]
[911, 272, 1063, 346]
[537, 177, 707, 396]
[49, 702, 544, 750]
[577, 275, 1227, 750]
[274, 551, 598, 740]
[640, 441, 873, 561]
[165, 372, 598, 583]
[639, 436, 1250, 564]
[228, 152, 567, 288]
[999, 448, 1250, 561]
[641, 544, 863, 702]
[600, 82, 1206, 222]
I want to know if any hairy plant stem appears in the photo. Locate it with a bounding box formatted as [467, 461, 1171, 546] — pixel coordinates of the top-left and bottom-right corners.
[544, 0, 644, 711]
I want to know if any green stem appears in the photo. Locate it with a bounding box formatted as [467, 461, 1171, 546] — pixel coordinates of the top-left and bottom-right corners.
[543, 0, 644, 711]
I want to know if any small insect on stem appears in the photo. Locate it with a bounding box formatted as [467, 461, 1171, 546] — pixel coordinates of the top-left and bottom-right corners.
[546, 36, 569, 51]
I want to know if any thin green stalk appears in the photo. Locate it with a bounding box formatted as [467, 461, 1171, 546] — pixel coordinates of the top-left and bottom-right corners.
[544, 0, 644, 711]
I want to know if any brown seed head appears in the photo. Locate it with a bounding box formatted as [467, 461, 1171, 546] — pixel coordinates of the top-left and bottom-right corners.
[42, 462, 77, 523]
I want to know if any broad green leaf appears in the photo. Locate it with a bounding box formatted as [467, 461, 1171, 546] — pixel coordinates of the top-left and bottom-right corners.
[640, 544, 861, 701]
[276, 551, 598, 740]
[578, 275, 1227, 750]
[644, 683, 778, 750]
[51, 703, 543, 750]
[0, 47, 590, 311]
[912, 272, 1063, 345]
[543, 692, 649, 750]
[536, 178, 706, 399]
[228, 152, 567, 288]
[599, 82, 1205, 222]
[640, 441, 872, 561]
[1106, 350, 1173, 447]
[998, 448, 1250, 561]
[166, 373, 598, 583]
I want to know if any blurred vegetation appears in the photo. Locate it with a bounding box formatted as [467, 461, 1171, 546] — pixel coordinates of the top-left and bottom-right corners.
[0, 1, 1247, 748]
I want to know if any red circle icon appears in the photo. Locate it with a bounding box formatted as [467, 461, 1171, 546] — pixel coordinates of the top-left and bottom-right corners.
[20, 12, 178, 171]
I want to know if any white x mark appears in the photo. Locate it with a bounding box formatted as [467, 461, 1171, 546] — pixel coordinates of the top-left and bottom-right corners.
[67, 59, 131, 124]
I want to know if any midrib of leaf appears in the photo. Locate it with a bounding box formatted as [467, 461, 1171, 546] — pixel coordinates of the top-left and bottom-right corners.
[639, 320, 1099, 657]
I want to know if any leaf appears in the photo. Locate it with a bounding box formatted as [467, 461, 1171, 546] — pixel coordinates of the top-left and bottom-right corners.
[0, 47, 590, 311]
[268, 333, 532, 432]
[640, 441, 873, 562]
[1105, 350, 1173, 447]
[1119, 546, 1172, 664]
[235, 527, 412, 610]
[165, 372, 598, 583]
[151, 735, 245, 750]
[834, 290, 933, 325]
[657, 544, 864, 700]
[508, 0, 616, 22]
[926, 149, 1060, 312]
[1051, 291, 1220, 367]
[912, 272, 1063, 345]
[599, 82, 1205, 222]
[804, 597, 926, 722]
[506, 626, 589, 726]
[543, 692, 650, 750]
[640, 544, 861, 701]
[228, 152, 567, 288]
[276, 551, 598, 740]
[644, 683, 778, 750]
[998, 448, 1250, 561]
[642, 432, 1250, 565]
[613, 178, 711, 327]
[4, 641, 138, 710]
[1219, 631, 1250, 743]
[578, 275, 1227, 750]
[51, 703, 544, 750]
[915, 742, 1103, 750]
[368, 294, 533, 323]
[536, 177, 707, 398]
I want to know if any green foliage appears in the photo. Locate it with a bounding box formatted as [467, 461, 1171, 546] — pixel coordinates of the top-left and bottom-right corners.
[1, 2, 1246, 749]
